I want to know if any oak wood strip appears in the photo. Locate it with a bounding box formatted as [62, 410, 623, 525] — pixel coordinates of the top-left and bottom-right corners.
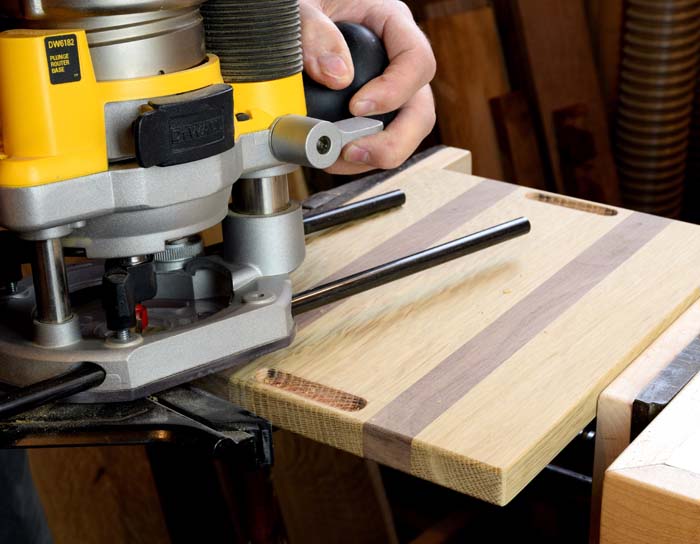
[365, 213, 668, 469]
[323, 180, 517, 284]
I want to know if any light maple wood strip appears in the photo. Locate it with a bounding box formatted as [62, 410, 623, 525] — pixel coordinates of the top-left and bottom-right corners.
[201, 147, 700, 505]
[589, 300, 700, 543]
[600, 372, 700, 543]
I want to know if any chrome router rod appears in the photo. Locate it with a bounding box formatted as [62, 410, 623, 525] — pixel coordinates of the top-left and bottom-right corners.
[33, 238, 72, 324]
[292, 216, 531, 315]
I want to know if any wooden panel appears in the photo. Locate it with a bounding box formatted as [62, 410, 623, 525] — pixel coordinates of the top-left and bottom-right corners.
[201, 147, 700, 505]
[586, 0, 625, 120]
[29, 447, 170, 544]
[490, 91, 547, 189]
[600, 372, 700, 543]
[272, 430, 398, 544]
[590, 300, 700, 543]
[494, 0, 620, 204]
[421, 1, 509, 179]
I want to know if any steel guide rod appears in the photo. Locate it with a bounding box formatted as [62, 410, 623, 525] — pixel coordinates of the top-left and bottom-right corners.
[292, 217, 531, 315]
[33, 238, 72, 324]
[0, 363, 106, 420]
[303, 190, 407, 235]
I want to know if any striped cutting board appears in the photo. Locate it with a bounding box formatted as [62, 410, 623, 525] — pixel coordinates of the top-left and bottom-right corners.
[202, 147, 700, 505]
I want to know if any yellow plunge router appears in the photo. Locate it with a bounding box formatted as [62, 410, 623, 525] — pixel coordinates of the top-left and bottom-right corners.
[0, 0, 385, 402]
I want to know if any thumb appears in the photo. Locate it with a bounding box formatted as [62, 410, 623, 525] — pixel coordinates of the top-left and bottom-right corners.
[300, 3, 354, 90]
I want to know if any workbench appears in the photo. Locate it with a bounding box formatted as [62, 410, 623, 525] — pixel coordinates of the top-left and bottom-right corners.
[200, 145, 700, 506]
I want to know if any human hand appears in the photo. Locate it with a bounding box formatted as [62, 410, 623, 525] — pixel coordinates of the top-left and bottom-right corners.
[300, 0, 437, 174]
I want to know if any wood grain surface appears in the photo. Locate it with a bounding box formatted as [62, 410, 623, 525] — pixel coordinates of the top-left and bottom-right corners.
[490, 90, 547, 189]
[586, 0, 625, 120]
[600, 372, 700, 543]
[29, 447, 169, 544]
[272, 430, 398, 544]
[493, 0, 620, 204]
[421, 2, 509, 179]
[590, 300, 700, 543]
[201, 147, 700, 505]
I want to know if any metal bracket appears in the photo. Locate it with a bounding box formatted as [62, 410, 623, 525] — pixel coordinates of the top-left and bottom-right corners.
[631, 333, 700, 440]
[0, 384, 272, 469]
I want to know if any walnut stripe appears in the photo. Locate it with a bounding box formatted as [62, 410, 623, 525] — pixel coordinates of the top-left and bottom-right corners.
[363, 212, 670, 471]
[296, 179, 519, 329]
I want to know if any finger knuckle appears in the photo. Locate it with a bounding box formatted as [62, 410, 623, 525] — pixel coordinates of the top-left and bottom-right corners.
[427, 51, 437, 80]
[394, 1, 413, 18]
[376, 141, 406, 170]
[418, 41, 437, 80]
[376, 76, 403, 107]
[425, 109, 437, 134]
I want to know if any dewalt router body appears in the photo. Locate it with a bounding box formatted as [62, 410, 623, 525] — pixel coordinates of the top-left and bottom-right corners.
[0, 1, 529, 409]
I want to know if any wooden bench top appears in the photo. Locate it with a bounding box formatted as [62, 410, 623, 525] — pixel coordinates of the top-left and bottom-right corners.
[201, 147, 700, 505]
